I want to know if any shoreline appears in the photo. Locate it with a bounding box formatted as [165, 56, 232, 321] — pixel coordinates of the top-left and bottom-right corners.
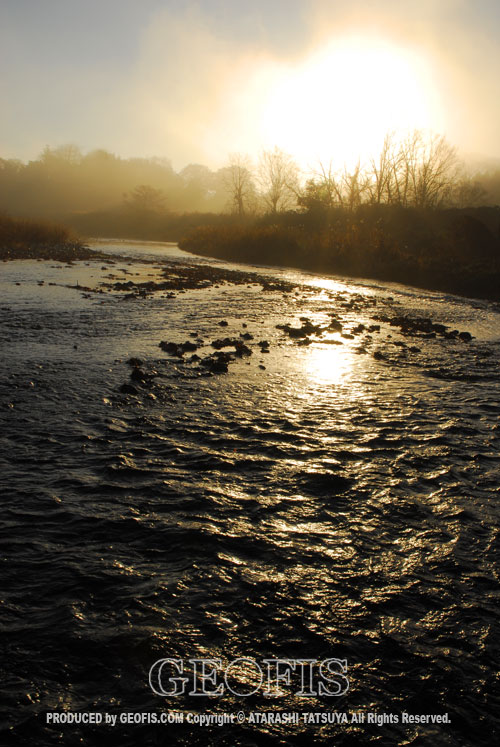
[3, 237, 500, 309]
[179, 237, 500, 305]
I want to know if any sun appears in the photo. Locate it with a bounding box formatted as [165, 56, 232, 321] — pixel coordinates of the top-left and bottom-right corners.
[258, 36, 443, 169]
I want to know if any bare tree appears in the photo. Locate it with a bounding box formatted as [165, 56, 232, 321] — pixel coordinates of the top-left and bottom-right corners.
[411, 132, 457, 207]
[339, 163, 369, 211]
[393, 131, 458, 208]
[221, 153, 255, 217]
[365, 131, 460, 208]
[257, 147, 300, 213]
[311, 161, 343, 208]
[368, 132, 401, 205]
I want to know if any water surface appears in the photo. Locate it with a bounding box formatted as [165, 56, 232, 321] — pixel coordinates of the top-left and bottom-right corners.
[1, 241, 499, 746]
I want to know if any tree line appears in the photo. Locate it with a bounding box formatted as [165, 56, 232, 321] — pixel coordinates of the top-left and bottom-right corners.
[178, 133, 500, 302]
[2, 132, 500, 299]
[1, 131, 499, 229]
[224, 133, 494, 217]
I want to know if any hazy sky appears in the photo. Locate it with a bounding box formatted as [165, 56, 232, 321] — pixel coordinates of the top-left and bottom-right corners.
[1, 0, 500, 170]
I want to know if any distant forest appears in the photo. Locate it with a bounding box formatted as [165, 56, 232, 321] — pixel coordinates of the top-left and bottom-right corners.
[2, 133, 500, 298]
[1, 133, 500, 234]
[0, 144, 231, 237]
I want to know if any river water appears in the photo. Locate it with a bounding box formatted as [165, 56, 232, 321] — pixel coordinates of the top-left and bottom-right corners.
[1, 240, 499, 746]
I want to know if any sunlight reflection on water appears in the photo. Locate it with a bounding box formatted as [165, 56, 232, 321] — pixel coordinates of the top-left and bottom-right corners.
[301, 341, 354, 386]
[1, 240, 499, 746]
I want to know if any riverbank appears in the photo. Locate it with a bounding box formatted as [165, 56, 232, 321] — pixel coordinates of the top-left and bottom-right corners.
[178, 206, 500, 302]
[0, 213, 109, 262]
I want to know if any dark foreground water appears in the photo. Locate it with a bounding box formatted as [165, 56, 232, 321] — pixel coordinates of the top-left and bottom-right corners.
[1, 241, 499, 746]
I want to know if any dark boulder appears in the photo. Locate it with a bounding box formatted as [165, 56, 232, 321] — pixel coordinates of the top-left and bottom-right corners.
[119, 383, 138, 395]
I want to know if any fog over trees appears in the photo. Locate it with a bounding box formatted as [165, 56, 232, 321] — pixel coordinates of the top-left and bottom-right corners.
[222, 154, 256, 217]
[1, 132, 498, 215]
[2, 131, 500, 300]
[0, 145, 228, 218]
[1, 131, 499, 242]
[257, 147, 300, 214]
[300, 132, 491, 213]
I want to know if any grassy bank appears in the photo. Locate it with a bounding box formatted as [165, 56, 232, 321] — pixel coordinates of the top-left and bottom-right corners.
[0, 213, 101, 261]
[179, 206, 500, 301]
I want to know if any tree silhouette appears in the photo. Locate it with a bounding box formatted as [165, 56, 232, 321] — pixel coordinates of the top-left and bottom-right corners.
[257, 147, 300, 213]
[221, 153, 255, 217]
[124, 185, 167, 213]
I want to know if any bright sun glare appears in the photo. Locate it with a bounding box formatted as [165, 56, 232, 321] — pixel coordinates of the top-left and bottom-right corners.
[257, 37, 443, 169]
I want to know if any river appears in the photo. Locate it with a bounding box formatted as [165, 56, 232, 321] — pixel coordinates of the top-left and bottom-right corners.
[1, 240, 499, 746]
